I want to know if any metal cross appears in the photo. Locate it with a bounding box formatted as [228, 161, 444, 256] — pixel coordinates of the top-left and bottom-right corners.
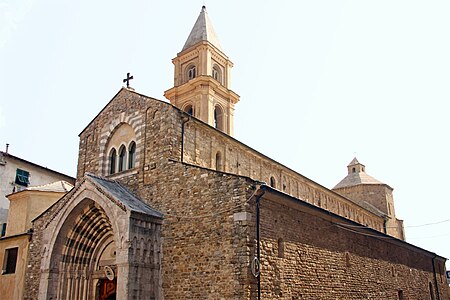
[123, 72, 134, 88]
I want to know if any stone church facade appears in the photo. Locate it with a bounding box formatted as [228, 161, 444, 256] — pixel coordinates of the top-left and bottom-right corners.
[23, 6, 448, 300]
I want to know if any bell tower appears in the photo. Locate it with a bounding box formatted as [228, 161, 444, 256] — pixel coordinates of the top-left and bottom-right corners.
[164, 6, 240, 136]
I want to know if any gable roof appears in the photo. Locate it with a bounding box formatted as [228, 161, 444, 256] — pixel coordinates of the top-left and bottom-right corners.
[0, 151, 75, 183]
[86, 173, 163, 218]
[25, 181, 74, 193]
[78, 87, 164, 136]
[182, 6, 223, 52]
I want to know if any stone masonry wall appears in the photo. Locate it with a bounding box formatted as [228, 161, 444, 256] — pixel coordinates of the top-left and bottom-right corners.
[75, 89, 259, 298]
[182, 118, 386, 232]
[333, 184, 405, 239]
[77, 89, 181, 182]
[26, 88, 449, 299]
[77, 89, 385, 234]
[136, 161, 257, 299]
[333, 184, 393, 215]
[257, 197, 449, 299]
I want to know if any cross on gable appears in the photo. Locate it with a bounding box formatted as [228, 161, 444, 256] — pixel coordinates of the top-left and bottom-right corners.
[123, 72, 134, 88]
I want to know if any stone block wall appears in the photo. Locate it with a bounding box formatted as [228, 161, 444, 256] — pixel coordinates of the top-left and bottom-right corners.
[256, 196, 449, 299]
[333, 184, 393, 216]
[77, 89, 182, 182]
[140, 161, 256, 299]
[182, 117, 386, 232]
[333, 184, 405, 239]
[24, 87, 450, 299]
[75, 91, 260, 298]
[76, 89, 386, 235]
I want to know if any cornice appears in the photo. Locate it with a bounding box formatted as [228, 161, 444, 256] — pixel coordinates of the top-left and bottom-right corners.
[164, 76, 239, 103]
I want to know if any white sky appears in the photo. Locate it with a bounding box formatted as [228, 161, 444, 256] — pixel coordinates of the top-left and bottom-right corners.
[1, 0, 449, 260]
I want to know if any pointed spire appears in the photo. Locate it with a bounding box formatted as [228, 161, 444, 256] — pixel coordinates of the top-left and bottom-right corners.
[182, 6, 223, 52]
[348, 157, 360, 166]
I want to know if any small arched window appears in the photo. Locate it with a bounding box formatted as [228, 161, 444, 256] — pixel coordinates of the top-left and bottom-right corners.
[270, 176, 276, 188]
[109, 149, 117, 175]
[128, 141, 136, 169]
[214, 105, 224, 131]
[352, 167, 356, 173]
[215, 151, 222, 171]
[187, 65, 196, 80]
[118, 145, 126, 172]
[184, 104, 194, 116]
[277, 238, 285, 258]
[212, 65, 221, 83]
[344, 251, 351, 267]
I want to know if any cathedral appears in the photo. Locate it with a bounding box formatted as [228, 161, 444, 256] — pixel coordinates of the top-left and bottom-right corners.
[21, 6, 448, 300]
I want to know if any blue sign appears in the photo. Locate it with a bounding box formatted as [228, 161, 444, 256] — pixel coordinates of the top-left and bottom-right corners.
[446, 270, 450, 284]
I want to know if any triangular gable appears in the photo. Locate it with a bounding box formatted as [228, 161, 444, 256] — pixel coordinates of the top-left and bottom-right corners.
[86, 173, 163, 218]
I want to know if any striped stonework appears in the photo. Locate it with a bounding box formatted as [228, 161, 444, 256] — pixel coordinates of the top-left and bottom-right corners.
[98, 111, 144, 176]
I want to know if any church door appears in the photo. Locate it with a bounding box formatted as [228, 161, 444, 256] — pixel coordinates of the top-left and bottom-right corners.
[99, 279, 117, 300]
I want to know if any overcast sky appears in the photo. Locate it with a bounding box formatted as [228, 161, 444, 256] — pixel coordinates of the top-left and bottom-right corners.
[1, 0, 449, 260]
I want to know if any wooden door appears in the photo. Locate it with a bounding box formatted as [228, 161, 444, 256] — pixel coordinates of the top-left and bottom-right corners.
[99, 279, 116, 300]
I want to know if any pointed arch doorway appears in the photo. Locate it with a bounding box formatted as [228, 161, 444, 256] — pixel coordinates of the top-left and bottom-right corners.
[53, 200, 118, 299]
[36, 174, 163, 300]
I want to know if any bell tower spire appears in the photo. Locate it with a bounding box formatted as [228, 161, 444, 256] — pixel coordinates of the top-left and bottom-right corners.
[164, 6, 240, 136]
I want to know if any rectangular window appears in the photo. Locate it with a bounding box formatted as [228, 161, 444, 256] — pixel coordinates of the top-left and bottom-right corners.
[15, 169, 30, 187]
[0, 223, 6, 237]
[2, 247, 18, 274]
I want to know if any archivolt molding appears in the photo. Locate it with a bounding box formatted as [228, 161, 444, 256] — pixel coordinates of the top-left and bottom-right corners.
[42, 181, 127, 265]
[98, 111, 143, 175]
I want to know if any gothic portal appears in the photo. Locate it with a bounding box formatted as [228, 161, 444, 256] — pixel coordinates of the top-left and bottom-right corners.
[35, 174, 163, 300]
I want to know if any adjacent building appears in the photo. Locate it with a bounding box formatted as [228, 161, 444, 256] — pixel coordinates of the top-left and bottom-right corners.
[0, 181, 73, 300]
[0, 148, 75, 226]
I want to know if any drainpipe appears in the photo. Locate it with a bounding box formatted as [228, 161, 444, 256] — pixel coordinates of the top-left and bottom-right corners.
[432, 255, 440, 300]
[26, 228, 33, 242]
[180, 115, 190, 163]
[142, 107, 152, 184]
[253, 187, 265, 300]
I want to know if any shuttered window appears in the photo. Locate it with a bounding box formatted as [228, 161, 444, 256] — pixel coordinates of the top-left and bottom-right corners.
[15, 169, 30, 187]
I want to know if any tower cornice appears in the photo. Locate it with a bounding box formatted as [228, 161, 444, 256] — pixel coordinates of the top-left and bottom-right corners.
[174, 41, 231, 66]
[164, 76, 239, 104]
